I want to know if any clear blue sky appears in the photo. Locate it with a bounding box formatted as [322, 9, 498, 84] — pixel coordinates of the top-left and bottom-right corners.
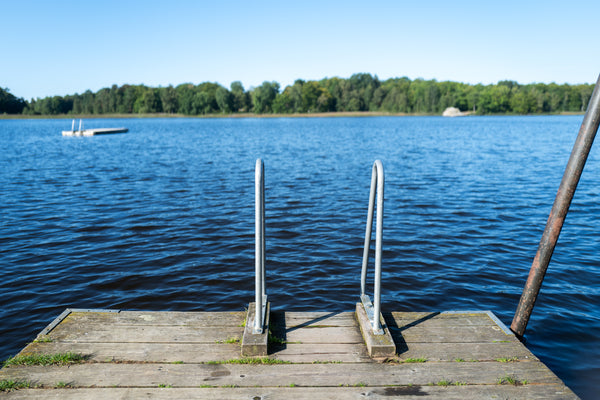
[3, 0, 599, 100]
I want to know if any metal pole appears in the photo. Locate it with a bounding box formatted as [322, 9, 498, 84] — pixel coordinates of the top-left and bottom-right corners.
[373, 160, 384, 331]
[261, 163, 266, 300]
[254, 159, 265, 334]
[511, 74, 600, 338]
[361, 168, 377, 296]
[360, 160, 384, 335]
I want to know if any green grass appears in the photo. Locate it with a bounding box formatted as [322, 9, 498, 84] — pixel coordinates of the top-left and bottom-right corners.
[497, 374, 526, 385]
[4, 352, 87, 366]
[239, 308, 247, 327]
[383, 357, 428, 364]
[267, 330, 302, 345]
[55, 381, 71, 388]
[200, 384, 215, 388]
[171, 361, 184, 364]
[496, 357, 519, 363]
[158, 384, 173, 388]
[430, 379, 467, 387]
[402, 357, 427, 363]
[32, 336, 53, 343]
[216, 337, 240, 344]
[268, 331, 286, 345]
[207, 357, 290, 365]
[311, 360, 343, 364]
[454, 358, 465, 362]
[0, 380, 33, 392]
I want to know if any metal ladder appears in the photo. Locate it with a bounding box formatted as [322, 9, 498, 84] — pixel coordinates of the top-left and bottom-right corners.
[245, 158, 393, 356]
[250, 158, 386, 336]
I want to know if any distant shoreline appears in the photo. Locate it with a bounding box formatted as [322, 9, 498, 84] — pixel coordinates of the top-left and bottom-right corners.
[0, 111, 585, 120]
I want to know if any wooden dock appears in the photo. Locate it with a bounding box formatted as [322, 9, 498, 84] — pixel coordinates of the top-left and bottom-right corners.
[62, 128, 128, 136]
[0, 308, 579, 399]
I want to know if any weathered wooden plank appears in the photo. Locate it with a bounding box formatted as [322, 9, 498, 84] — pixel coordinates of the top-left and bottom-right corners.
[272, 343, 371, 363]
[0, 361, 564, 388]
[277, 311, 356, 319]
[392, 325, 515, 343]
[395, 342, 538, 361]
[274, 311, 357, 328]
[388, 312, 509, 328]
[17, 342, 243, 363]
[47, 325, 244, 343]
[59, 311, 246, 327]
[43, 321, 508, 346]
[20, 342, 373, 364]
[0, 385, 580, 400]
[284, 326, 363, 344]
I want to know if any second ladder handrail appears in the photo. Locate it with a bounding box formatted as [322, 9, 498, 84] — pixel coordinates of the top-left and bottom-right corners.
[254, 159, 267, 334]
[360, 160, 384, 335]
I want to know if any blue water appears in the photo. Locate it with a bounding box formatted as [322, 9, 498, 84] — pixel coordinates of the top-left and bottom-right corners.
[1, 116, 598, 398]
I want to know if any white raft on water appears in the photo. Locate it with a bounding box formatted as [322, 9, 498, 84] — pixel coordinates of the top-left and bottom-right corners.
[62, 120, 128, 136]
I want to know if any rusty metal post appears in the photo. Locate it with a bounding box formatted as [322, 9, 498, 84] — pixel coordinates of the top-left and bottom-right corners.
[511, 74, 600, 338]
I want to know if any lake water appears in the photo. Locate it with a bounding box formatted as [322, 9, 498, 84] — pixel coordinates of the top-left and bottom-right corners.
[1, 116, 598, 398]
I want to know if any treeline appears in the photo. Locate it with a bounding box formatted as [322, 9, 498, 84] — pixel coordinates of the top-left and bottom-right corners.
[0, 88, 27, 114]
[2, 74, 595, 116]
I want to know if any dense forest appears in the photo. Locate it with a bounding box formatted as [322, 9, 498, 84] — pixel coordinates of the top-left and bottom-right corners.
[0, 88, 27, 114]
[1, 74, 595, 116]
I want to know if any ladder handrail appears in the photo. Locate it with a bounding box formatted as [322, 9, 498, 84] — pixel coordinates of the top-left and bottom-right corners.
[360, 160, 384, 335]
[254, 159, 267, 334]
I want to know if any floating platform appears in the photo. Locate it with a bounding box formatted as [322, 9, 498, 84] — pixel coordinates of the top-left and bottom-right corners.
[0, 308, 579, 399]
[61, 128, 128, 136]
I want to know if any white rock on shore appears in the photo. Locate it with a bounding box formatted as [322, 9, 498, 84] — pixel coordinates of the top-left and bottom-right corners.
[442, 107, 468, 117]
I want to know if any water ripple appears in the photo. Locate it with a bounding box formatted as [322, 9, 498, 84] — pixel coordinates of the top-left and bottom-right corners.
[0, 116, 598, 399]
